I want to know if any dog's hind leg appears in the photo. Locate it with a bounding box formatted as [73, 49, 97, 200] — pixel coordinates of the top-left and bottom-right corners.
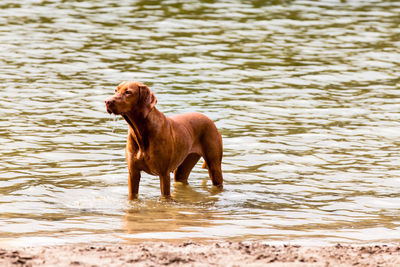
[174, 153, 201, 184]
[204, 156, 223, 188]
[201, 136, 223, 188]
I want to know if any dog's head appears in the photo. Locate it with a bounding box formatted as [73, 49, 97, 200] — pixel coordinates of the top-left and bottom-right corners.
[105, 81, 157, 117]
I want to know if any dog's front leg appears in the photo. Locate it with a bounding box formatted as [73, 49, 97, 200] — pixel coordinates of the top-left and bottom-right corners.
[128, 168, 141, 200]
[159, 173, 171, 198]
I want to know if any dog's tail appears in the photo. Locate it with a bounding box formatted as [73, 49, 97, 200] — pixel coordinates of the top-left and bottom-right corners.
[202, 161, 208, 169]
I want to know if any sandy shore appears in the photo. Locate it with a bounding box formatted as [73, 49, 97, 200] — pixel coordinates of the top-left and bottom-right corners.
[1, 241, 400, 266]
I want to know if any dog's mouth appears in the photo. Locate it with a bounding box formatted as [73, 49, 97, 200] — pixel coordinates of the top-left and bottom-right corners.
[106, 107, 114, 114]
[105, 103, 122, 115]
[105, 98, 122, 115]
[105, 101, 134, 129]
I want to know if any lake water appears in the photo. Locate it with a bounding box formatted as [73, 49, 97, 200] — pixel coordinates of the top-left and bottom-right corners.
[0, 0, 400, 247]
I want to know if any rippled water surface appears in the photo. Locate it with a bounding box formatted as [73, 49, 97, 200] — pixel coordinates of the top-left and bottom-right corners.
[1, 0, 400, 246]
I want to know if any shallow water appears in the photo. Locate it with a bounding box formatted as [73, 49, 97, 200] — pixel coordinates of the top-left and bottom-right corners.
[0, 0, 400, 247]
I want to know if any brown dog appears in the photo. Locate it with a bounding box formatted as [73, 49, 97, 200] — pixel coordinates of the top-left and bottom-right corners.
[105, 81, 223, 199]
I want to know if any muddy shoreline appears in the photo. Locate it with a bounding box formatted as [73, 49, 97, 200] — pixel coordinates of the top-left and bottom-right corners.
[1, 241, 400, 266]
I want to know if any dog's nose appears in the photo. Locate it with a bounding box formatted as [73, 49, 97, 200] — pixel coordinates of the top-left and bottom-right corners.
[105, 99, 116, 114]
[105, 99, 114, 106]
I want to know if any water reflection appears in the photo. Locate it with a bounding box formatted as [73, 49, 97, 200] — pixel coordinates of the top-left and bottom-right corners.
[0, 0, 400, 246]
[122, 182, 223, 241]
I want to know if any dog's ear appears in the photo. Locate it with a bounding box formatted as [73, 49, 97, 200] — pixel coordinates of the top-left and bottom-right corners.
[139, 84, 157, 117]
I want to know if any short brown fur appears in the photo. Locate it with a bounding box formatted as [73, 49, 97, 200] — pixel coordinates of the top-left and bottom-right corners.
[105, 81, 223, 199]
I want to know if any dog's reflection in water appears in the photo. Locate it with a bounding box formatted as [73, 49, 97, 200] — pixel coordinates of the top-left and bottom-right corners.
[122, 183, 221, 238]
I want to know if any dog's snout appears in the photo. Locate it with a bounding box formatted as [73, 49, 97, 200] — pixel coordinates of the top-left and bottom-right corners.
[105, 99, 114, 106]
[105, 98, 116, 114]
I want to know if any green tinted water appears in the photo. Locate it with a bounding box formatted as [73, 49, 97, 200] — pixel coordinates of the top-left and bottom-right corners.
[0, 0, 400, 246]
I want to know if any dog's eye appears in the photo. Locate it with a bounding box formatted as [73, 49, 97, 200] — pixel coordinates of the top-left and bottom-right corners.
[125, 90, 132, 95]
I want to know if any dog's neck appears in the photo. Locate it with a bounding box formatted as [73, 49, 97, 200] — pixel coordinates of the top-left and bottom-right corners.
[122, 107, 160, 151]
